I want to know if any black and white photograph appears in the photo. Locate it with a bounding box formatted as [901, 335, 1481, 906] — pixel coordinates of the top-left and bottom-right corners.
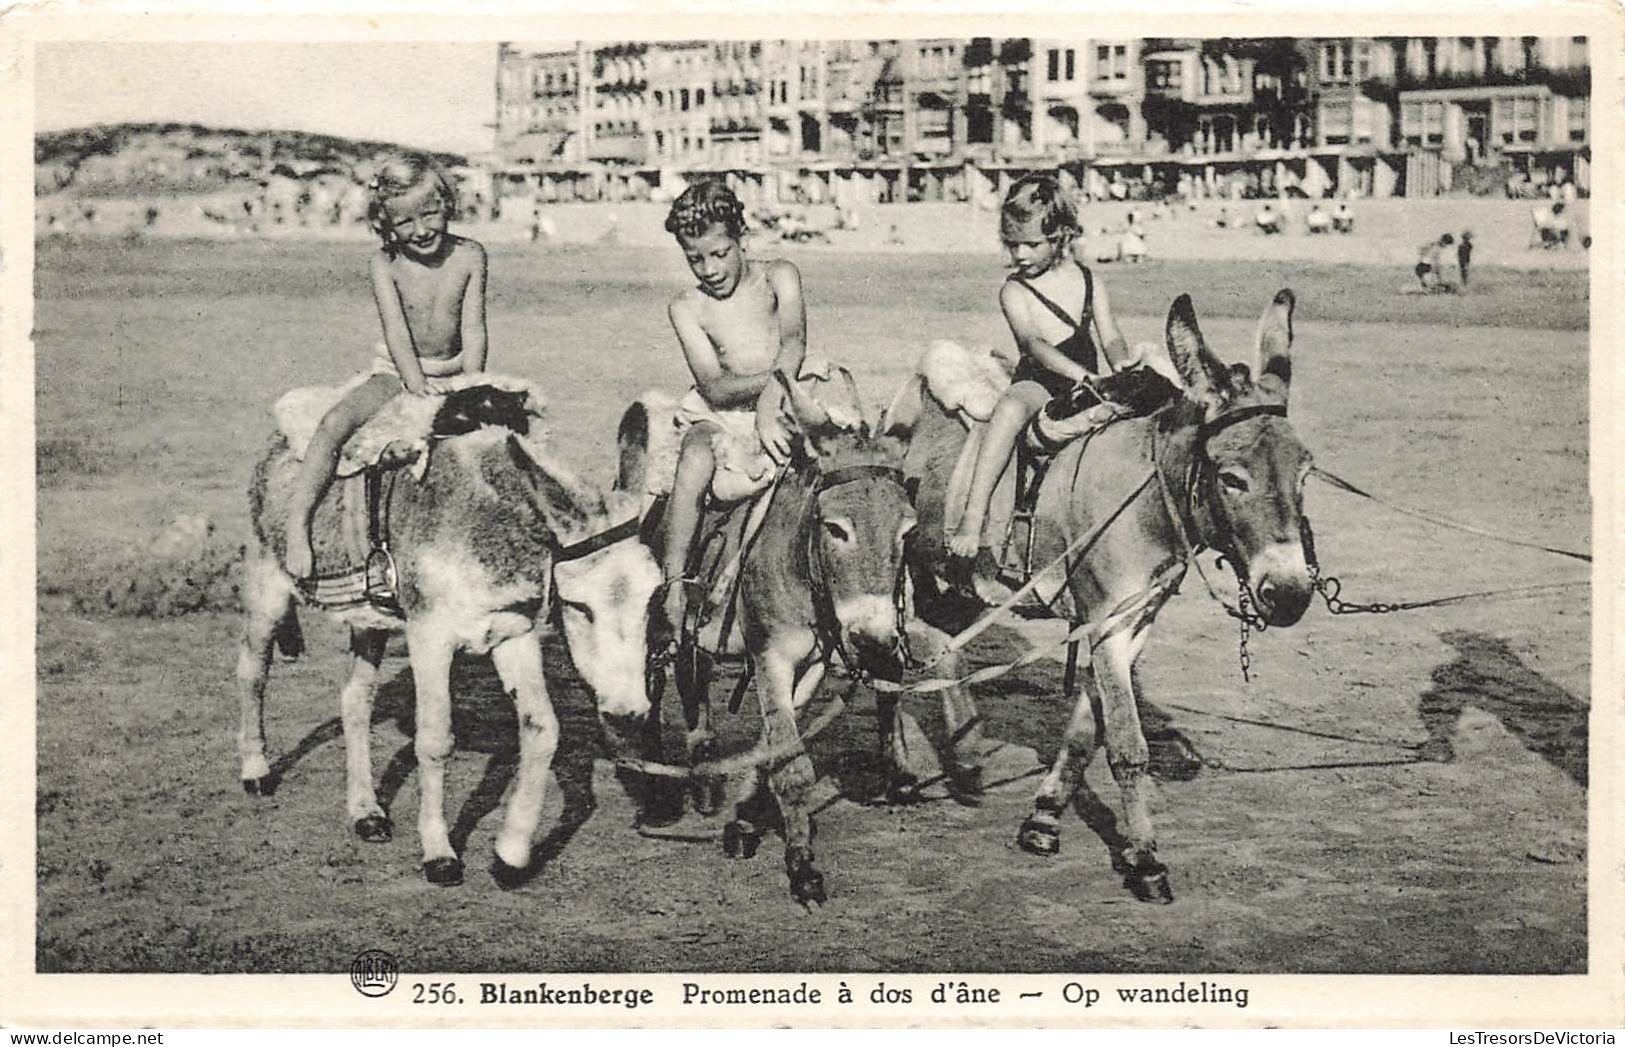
[3, 4, 1617, 1030]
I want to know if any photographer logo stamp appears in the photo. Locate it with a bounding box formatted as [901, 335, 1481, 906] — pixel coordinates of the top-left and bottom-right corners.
[350, 949, 400, 999]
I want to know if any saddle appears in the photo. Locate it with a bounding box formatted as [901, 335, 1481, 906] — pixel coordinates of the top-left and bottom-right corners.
[272, 376, 549, 614]
[918, 341, 1180, 592]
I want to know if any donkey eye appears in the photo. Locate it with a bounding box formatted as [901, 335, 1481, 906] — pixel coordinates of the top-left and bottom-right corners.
[557, 598, 594, 623]
[823, 519, 854, 543]
[1218, 471, 1250, 493]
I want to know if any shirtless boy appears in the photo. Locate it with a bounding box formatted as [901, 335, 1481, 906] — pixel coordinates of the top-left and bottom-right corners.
[660, 180, 807, 630]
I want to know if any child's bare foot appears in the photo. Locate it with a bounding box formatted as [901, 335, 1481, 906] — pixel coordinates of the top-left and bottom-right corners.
[947, 520, 983, 560]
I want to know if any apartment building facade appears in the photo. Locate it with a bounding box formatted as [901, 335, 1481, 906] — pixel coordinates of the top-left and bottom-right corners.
[492, 35, 1590, 205]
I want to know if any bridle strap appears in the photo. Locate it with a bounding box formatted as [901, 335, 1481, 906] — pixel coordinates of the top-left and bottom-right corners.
[814, 463, 907, 494]
[1197, 403, 1287, 446]
[554, 515, 642, 564]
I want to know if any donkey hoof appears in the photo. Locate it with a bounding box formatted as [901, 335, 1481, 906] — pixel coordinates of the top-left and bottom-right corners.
[1017, 818, 1061, 857]
[722, 820, 760, 860]
[490, 856, 534, 891]
[422, 857, 464, 887]
[885, 771, 922, 806]
[353, 814, 393, 843]
[242, 775, 275, 798]
[690, 740, 725, 817]
[786, 853, 826, 908]
[1126, 861, 1174, 904]
[638, 782, 686, 828]
[947, 765, 985, 807]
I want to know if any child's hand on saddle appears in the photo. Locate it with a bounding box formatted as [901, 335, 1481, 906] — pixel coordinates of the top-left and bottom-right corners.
[757, 409, 794, 463]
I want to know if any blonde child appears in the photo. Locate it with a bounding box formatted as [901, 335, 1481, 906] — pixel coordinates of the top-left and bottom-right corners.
[660, 180, 806, 630]
[284, 153, 489, 581]
[949, 174, 1130, 579]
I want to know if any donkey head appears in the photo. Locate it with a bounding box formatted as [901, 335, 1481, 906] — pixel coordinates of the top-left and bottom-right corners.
[777, 370, 917, 673]
[1165, 290, 1313, 627]
[514, 437, 662, 744]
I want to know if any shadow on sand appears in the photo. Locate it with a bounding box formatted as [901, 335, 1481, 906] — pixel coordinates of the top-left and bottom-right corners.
[1418, 629, 1588, 786]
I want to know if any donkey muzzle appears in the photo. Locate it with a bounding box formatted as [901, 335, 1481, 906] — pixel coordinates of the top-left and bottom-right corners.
[1249, 541, 1312, 627]
[835, 594, 905, 661]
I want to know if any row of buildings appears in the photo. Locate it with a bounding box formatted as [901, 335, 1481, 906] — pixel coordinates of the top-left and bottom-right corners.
[490, 37, 1592, 208]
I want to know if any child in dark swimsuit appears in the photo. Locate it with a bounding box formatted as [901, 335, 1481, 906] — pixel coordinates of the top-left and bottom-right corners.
[949, 174, 1130, 582]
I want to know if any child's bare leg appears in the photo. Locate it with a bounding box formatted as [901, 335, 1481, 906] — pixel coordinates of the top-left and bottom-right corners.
[285, 376, 399, 579]
[949, 384, 1048, 559]
[661, 425, 718, 632]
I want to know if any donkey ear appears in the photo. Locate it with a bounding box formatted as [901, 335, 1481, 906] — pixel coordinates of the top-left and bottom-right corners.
[1165, 294, 1231, 400]
[1252, 288, 1294, 402]
[510, 434, 593, 539]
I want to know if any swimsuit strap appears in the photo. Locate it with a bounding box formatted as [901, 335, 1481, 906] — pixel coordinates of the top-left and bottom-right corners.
[1011, 260, 1092, 332]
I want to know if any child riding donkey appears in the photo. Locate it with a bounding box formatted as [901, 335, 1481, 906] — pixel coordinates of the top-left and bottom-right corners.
[948, 174, 1135, 599]
[656, 180, 807, 633]
[284, 154, 489, 594]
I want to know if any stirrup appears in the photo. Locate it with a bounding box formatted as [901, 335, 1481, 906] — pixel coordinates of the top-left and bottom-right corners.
[364, 547, 401, 613]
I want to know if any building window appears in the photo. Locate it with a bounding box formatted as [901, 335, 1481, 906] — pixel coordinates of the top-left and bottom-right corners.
[1320, 101, 1351, 144]
[1047, 48, 1060, 82]
[1064, 49, 1076, 81]
[1321, 40, 1352, 83]
[1148, 60, 1181, 91]
[681, 88, 690, 112]
[1569, 97, 1588, 142]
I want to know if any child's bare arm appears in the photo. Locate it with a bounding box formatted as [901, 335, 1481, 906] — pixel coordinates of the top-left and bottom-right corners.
[998, 281, 1090, 385]
[458, 240, 489, 374]
[370, 252, 430, 395]
[1091, 277, 1132, 370]
[669, 295, 769, 409]
[754, 261, 807, 460]
[764, 260, 807, 379]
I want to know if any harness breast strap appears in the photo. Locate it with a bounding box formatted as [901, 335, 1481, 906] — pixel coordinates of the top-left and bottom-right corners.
[554, 515, 642, 563]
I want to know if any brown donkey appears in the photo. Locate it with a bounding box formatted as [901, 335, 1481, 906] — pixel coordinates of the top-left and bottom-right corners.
[885, 290, 1315, 903]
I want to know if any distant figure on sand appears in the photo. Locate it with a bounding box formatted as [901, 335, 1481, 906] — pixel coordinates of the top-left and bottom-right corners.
[1456, 231, 1474, 288]
[1415, 233, 1455, 292]
[1332, 201, 1355, 234]
[1119, 214, 1148, 262]
[1538, 203, 1571, 249]
[1305, 204, 1330, 235]
[1255, 202, 1283, 235]
[949, 174, 1130, 598]
[283, 154, 489, 583]
[658, 180, 805, 631]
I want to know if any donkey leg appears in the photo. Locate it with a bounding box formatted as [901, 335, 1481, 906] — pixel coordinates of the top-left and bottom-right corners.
[237, 553, 293, 796]
[404, 622, 462, 886]
[1019, 663, 1101, 857]
[488, 632, 559, 887]
[755, 646, 826, 908]
[910, 621, 987, 805]
[876, 690, 921, 805]
[340, 628, 392, 843]
[1093, 629, 1172, 903]
[679, 649, 724, 816]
